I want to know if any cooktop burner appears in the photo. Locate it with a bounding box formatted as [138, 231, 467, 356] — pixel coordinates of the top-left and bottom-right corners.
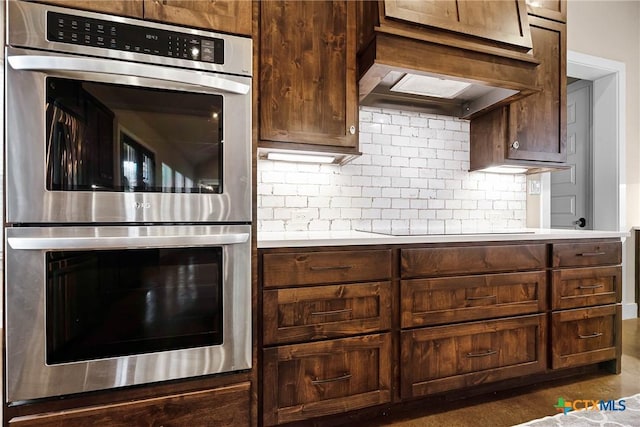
[364, 229, 535, 236]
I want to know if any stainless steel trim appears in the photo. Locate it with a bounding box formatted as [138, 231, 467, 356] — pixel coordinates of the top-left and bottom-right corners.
[5, 224, 252, 403]
[5, 46, 252, 224]
[8, 233, 249, 250]
[8, 1, 252, 76]
[8, 55, 250, 94]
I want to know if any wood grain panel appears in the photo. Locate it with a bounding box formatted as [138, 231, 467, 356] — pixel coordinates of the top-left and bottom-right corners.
[552, 241, 622, 268]
[383, 0, 533, 50]
[551, 304, 619, 369]
[9, 382, 251, 427]
[259, 1, 358, 148]
[526, 0, 566, 22]
[263, 281, 392, 345]
[401, 271, 546, 327]
[263, 334, 392, 426]
[401, 314, 547, 398]
[507, 17, 566, 162]
[262, 250, 392, 287]
[32, 0, 143, 18]
[401, 244, 546, 278]
[552, 266, 622, 310]
[143, 0, 252, 35]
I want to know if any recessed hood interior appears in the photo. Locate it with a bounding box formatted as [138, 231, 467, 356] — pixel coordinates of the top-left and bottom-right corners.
[358, 31, 540, 119]
[362, 70, 520, 118]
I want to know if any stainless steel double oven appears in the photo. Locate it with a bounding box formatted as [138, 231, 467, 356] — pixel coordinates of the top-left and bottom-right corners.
[4, 1, 252, 403]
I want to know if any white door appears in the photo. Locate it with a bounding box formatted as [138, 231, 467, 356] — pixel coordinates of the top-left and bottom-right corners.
[551, 80, 592, 229]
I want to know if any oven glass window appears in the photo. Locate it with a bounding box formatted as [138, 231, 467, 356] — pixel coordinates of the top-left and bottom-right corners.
[46, 247, 223, 364]
[45, 77, 223, 193]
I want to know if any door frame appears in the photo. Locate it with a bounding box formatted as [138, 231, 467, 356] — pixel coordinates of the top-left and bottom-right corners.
[547, 51, 633, 318]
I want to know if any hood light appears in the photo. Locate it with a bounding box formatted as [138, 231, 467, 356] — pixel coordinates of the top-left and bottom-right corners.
[390, 74, 472, 99]
[479, 166, 529, 174]
[266, 152, 336, 164]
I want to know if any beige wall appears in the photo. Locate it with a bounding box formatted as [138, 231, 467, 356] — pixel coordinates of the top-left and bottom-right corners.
[567, 0, 640, 315]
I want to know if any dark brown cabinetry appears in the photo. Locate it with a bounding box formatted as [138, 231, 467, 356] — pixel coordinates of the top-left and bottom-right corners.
[32, 0, 251, 34]
[143, 0, 251, 35]
[384, 0, 533, 50]
[260, 238, 622, 425]
[401, 314, 547, 397]
[550, 241, 622, 371]
[263, 334, 392, 426]
[260, 248, 393, 425]
[399, 243, 548, 398]
[470, 14, 566, 171]
[526, 0, 567, 22]
[9, 382, 251, 427]
[258, 1, 359, 158]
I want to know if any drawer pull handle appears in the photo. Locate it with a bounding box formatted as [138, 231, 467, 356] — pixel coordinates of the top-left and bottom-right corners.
[578, 284, 605, 290]
[310, 308, 353, 316]
[466, 295, 497, 301]
[577, 251, 606, 257]
[466, 349, 497, 358]
[579, 332, 603, 339]
[309, 265, 353, 272]
[311, 373, 352, 385]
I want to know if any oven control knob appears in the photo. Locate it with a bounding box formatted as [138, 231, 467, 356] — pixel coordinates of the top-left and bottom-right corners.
[190, 46, 200, 59]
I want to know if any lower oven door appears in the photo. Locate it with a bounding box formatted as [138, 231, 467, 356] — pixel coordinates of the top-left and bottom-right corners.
[4, 224, 251, 403]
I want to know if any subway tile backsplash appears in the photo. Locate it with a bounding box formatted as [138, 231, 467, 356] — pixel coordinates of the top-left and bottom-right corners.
[257, 107, 526, 233]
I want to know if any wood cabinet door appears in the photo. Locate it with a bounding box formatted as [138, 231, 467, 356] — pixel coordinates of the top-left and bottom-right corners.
[383, 0, 533, 50]
[264, 281, 392, 345]
[263, 334, 391, 426]
[9, 382, 251, 427]
[143, 0, 252, 35]
[401, 271, 547, 327]
[262, 249, 392, 288]
[551, 304, 620, 369]
[551, 266, 622, 310]
[401, 314, 547, 398]
[526, 0, 566, 22]
[506, 16, 566, 162]
[259, 1, 358, 149]
[33, 0, 143, 18]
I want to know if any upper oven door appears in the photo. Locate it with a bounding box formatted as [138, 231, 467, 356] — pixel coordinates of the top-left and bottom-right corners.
[5, 47, 251, 224]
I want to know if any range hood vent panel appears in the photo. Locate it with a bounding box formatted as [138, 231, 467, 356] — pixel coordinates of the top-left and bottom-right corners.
[357, 13, 540, 119]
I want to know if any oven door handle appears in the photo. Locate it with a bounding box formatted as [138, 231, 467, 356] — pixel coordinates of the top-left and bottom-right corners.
[7, 233, 250, 250]
[7, 54, 250, 95]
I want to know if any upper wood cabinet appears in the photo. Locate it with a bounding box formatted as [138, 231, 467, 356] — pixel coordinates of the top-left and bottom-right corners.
[470, 15, 566, 171]
[143, 0, 251, 36]
[259, 1, 359, 153]
[384, 0, 533, 51]
[526, 0, 567, 23]
[30, 0, 143, 18]
[30, 0, 252, 35]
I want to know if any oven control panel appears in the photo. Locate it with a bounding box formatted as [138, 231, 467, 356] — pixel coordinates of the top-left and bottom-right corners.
[46, 11, 225, 64]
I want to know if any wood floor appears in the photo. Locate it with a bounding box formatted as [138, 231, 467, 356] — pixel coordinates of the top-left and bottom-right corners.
[371, 318, 640, 427]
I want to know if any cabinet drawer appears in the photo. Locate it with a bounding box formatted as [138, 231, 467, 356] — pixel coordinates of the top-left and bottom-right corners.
[401, 314, 547, 398]
[552, 241, 621, 268]
[9, 382, 251, 427]
[262, 250, 392, 288]
[263, 282, 392, 345]
[401, 244, 546, 278]
[552, 266, 622, 310]
[263, 334, 392, 426]
[401, 272, 547, 327]
[551, 304, 620, 369]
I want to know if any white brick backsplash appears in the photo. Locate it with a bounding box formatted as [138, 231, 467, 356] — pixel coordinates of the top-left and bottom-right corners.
[257, 107, 526, 232]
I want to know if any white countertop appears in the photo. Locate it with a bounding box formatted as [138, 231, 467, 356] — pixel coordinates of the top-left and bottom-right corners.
[258, 229, 629, 248]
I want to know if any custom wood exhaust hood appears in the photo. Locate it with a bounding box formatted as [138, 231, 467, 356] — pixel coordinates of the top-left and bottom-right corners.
[357, 0, 541, 119]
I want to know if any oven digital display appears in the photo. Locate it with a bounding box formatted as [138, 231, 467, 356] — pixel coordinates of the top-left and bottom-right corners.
[46, 11, 224, 64]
